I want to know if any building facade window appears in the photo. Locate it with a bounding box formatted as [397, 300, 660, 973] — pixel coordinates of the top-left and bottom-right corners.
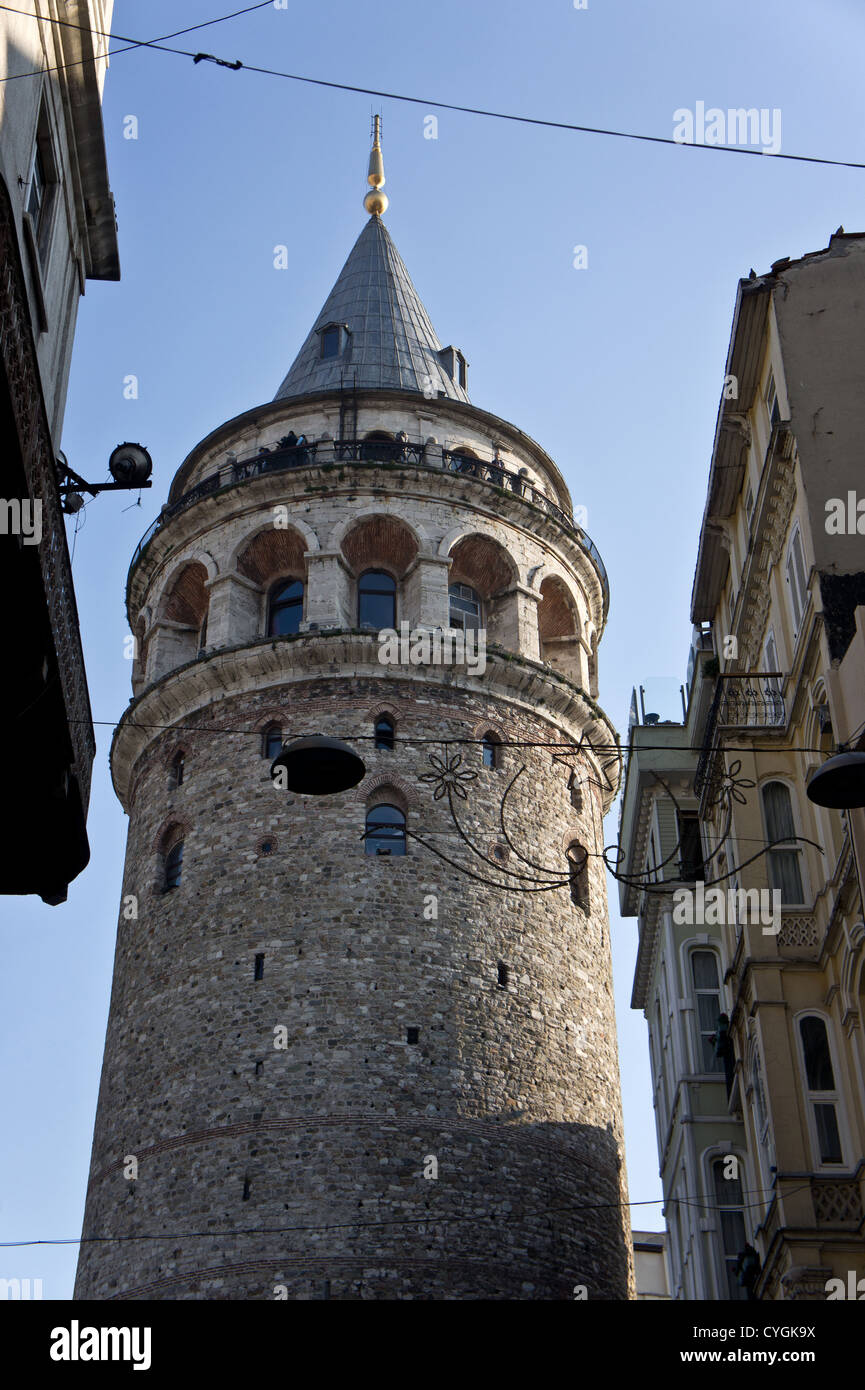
[374, 715, 395, 750]
[262, 723, 283, 760]
[765, 370, 780, 428]
[26, 103, 57, 269]
[481, 732, 499, 769]
[358, 570, 396, 628]
[268, 578, 304, 636]
[761, 781, 804, 904]
[170, 752, 185, 788]
[691, 950, 725, 1073]
[798, 1015, 844, 1165]
[785, 526, 808, 633]
[448, 582, 481, 632]
[710, 1158, 748, 1300]
[164, 840, 184, 891]
[365, 804, 406, 856]
[749, 1041, 775, 1191]
[677, 812, 704, 881]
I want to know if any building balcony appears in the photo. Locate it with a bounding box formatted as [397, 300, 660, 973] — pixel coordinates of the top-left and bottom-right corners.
[695, 672, 786, 804]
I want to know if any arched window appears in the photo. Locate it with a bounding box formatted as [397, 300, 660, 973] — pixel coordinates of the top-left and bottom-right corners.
[170, 751, 185, 788]
[785, 525, 809, 633]
[691, 950, 725, 1073]
[268, 578, 303, 636]
[568, 772, 583, 812]
[358, 570, 396, 629]
[761, 781, 804, 903]
[365, 804, 406, 856]
[710, 1158, 748, 1300]
[374, 715, 395, 751]
[481, 732, 499, 769]
[262, 723, 283, 760]
[164, 840, 184, 891]
[360, 430, 395, 462]
[449, 582, 481, 632]
[567, 842, 589, 912]
[798, 1015, 844, 1165]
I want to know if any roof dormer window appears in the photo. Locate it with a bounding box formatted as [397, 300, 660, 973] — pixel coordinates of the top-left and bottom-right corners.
[437, 345, 468, 392]
[319, 323, 348, 360]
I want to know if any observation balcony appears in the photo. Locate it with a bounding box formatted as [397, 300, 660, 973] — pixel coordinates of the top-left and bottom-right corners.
[128, 436, 609, 617]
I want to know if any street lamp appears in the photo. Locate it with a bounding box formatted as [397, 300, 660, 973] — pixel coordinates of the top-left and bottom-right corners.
[271, 736, 366, 795]
[806, 749, 865, 810]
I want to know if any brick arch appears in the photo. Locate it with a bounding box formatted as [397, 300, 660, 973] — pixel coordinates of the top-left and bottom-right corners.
[471, 718, 507, 744]
[159, 561, 209, 625]
[538, 576, 579, 642]
[326, 508, 429, 557]
[561, 827, 589, 855]
[153, 817, 189, 853]
[366, 700, 404, 723]
[252, 707, 288, 734]
[355, 773, 413, 812]
[340, 514, 420, 579]
[447, 533, 517, 598]
[236, 527, 308, 587]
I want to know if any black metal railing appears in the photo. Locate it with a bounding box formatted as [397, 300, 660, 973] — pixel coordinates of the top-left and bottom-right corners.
[695, 673, 786, 796]
[128, 436, 610, 614]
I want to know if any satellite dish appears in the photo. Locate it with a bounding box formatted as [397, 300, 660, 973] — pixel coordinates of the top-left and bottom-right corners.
[108, 442, 153, 487]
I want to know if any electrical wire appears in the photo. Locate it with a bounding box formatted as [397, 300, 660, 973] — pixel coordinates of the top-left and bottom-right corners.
[0, 3, 862, 171]
[0, 1182, 805, 1248]
[0, 1, 274, 83]
[70, 718, 838, 759]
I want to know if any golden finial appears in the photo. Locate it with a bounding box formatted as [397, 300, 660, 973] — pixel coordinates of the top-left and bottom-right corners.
[364, 114, 388, 217]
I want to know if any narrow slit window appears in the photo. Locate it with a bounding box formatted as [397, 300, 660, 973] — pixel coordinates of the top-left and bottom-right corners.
[163, 840, 183, 891]
[262, 724, 283, 760]
[497, 962, 509, 989]
[482, 733, 499, 769]
[406, 1027, 419, 1045]
[254, 953, 265, 981]
[567, 843, 589, 913]
[374, 715, 395, 750]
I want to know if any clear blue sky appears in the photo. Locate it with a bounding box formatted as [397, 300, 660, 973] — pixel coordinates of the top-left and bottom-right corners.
[3, 0, 864, 1298]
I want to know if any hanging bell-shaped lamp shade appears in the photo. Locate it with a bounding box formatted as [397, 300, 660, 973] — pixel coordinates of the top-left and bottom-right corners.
[270, 736, 366, 796]
[806, 750, 865, 809]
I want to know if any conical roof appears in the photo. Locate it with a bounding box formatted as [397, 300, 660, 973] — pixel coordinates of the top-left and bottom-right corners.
[273, 216, 469, 403]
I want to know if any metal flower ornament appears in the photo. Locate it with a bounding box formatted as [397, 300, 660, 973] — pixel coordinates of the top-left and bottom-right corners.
[359, 742, 824, 899]
[419, 751, 477, 801]
[605, 759, 824, 897]
[361, 744, 595, 894]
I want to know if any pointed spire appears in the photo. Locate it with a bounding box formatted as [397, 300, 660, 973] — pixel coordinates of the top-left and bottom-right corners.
[273, 214, 469, 403]
[363, 115, 388, 217]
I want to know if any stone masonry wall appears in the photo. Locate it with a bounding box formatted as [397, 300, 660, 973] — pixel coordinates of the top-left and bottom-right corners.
[75, 678, 632, 1300]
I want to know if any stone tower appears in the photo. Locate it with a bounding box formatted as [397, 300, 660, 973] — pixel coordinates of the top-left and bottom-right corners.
[75, 129, 633, 1301]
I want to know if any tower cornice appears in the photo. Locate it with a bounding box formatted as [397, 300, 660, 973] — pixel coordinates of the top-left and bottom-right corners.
[109, 633, 620, 813]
